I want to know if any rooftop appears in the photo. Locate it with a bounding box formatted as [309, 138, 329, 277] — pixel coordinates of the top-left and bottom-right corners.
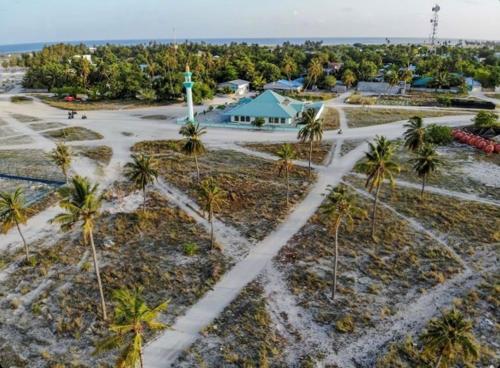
[225, 90, 305, 118]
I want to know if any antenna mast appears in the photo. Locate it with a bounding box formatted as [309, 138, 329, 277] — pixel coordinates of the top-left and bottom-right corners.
[430, 4, 440, 46]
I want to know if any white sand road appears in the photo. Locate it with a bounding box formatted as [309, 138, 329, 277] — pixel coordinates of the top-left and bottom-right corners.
[0, 92, 487, 367]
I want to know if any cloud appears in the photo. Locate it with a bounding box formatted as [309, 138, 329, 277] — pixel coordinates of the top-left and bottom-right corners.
[293, 9, 299, 16]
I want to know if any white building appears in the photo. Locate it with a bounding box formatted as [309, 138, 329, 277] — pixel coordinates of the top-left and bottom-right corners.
[217, 79, 250, 96]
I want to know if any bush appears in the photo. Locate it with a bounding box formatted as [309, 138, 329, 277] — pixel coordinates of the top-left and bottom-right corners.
[473, 111, 498, 128]
[450, 98, 495, 110]
[346, 93, 376, 105]
[252, 117, 265, 127]
[436, 95, 452, 107]
[183, 242, 199, 256]
[10, 96, 33, 103]
[425, 124, 453, 145]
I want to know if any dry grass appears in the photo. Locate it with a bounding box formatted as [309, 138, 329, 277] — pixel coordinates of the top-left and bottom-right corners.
[484, 93, 500, 100]
[344, 107, 463, 128]
[276, 190, 463, 350]
[28, 122, 66, 131]
[37, 96, 171, 111]
[242, 141, 333, 165]
[322, 107, 341, 130]
[10, 96, 33, 104]
[133, 140, 315, 241]
[72, 145, 113, 166]
[42, 127, 103, 141]
[0, 149, 64, 181]
[177, 282, 287, 367]
[11, 113, 41, 123]
[140, 114, 171, 120]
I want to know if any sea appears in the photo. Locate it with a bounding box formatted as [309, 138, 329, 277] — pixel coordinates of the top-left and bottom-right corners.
[0, 37, 490, 54]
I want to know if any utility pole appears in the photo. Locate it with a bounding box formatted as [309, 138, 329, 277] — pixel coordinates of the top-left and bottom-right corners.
[430, 4, 440, 47]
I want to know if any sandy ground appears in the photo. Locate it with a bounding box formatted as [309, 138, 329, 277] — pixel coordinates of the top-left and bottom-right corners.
[0, 88, 493, 367]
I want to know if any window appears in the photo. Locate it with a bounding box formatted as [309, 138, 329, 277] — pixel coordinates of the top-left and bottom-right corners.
[246, 116, 250, 122]
[281, 118, 286, 124]
[234, 116, 239, 122]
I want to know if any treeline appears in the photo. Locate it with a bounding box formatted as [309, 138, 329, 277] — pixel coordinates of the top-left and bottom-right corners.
[16, 41, 500, 102]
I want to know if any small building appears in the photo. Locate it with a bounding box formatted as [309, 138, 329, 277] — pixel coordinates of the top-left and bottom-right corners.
[357, 81, 407, 95]
[217, 79, 250, 96]
[72, 54, 93, 64]
[465, 77, 482, 92]
[324, 62, 343, 75]
[264, 78, 304, 93]
[224, 90, 324, 126]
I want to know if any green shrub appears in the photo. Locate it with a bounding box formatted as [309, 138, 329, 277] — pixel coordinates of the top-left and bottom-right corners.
[252, 117, 265, 127]
[10, 96, 33, 103]
[425, 124, 453, 145]
[437, 95, 452, 107]
[335, 315, 355, 333]
[183, 242, 199, 256]
[473, 111, 498, 128]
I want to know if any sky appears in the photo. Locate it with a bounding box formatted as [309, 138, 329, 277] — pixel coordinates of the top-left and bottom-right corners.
[0, 0, 499, 45]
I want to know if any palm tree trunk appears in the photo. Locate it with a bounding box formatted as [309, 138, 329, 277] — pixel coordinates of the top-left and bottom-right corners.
[285, 167, 290, 208]
[308, 141, 313, 178]
[371, 183, 381, 239]
[194, 154, 200, 181]
[421, 174, 426, 199]
[143, 187, 147, 212]
[333, 220, 341, 300]
[139, 346, 144, 368]
[209, 210, 215, 250]
[434, 348, 444, 368]
[15, 220, 29, 262]
[89, 231, 108, 320]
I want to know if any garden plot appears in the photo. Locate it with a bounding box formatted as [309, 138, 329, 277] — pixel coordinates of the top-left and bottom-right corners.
[0, 192, 228, 367]
[133, 141, 314, 241]
[274, 191, 463, 354]
[28, 122, 66, 132]
[177, 281, 288, 367]
[11, 114, 42, 123]
[346, 175, 499, 269]
[42, 127, 104, 142]
[344, 107, 463, 128]
[242, 141, 333, 165]
[0, 150, 64, 182]
[392, 142, 500, 201]
[375, 272, 499, 368]
[322, 107, 341, 130]
[72, 146, 113, 167]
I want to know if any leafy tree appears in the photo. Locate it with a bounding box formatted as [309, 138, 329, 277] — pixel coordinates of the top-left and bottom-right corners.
[49, 143, 72, 183]
[411, 144, 442, 199]
[342, 69, 357, 88]
[403, 116, 426, 151]
[425, 125, 453, 145]
[320, 185, 366, 299]
[297, 109, 323, 178]
[358, 60, 378, 81]
[358, 136, 400, 239]
[473, 111, 498, 128]
[0, 189, 30, 262]
[421, 309, 479, 368]
[252, 117, 265, 128]
[179, 122, 207, 181]
[124, 154, 158, 211]
[95, 287, 168, 368]
[322, 75, 337, 90]
[52, 176, 108, 320]
[306, 58, 324, 89]
[198, 177, 226, 250]
[282, 55, 298, 81]
[275, 144, 296, 207]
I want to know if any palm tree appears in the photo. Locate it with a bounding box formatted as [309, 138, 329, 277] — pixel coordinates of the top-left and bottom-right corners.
[179, 122, 207, 181]
[95, 287, 168, 368]
[282, 56, 297, 81]
[275, 143, 296, 208]
[199, 177, 226, 250]
[51, 176, 108, 320]
[49, 142, 72, 183]
[320, 185, 366, 299]
[0, 188, 30, 262]
[421, 309, 479, 368]
[403, 116, 426, 152]
[342, 69, 357, 89]
[124, 154, 158, 211]
[411, 144, 442, 199]
[306, 58, 323, 90]
[297, 109, 323, 178]
[358, 136, 400, 239]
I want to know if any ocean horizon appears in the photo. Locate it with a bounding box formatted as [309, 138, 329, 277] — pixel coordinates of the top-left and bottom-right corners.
[1, 36, 496, 54]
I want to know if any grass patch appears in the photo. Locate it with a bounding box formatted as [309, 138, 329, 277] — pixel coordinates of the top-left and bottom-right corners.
[0, 149, 63, 181]
[72, 146, 113, 166]
[484, 93, 500, 100]
[0, 135, 34, 145]
[344, 107, 464, 128]
[42, 127, 103, 141]
[11, 113, 41, 123]
[177, 282, 286, 367]
[28, 122, 66, 131]
[10, 96, 33, 103]
[140, 114, 170, 120]
[133, 141, 314, 241]
[322, 107, 341, 130]
[243, 141, 333, 165]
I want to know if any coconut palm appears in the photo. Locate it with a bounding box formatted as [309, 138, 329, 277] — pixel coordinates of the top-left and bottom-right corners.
[275, 143, 296, 207]
[124, 154, 158, 211]
[179, 122, 207, 181]
[342, 69, 356, 89]
[358, 136, 400, 239]
[320, 185, 366, 299]
[411, 144, 442, 199]
[306, 58, 323, 90]
[282, 56, 297, 81]
[403, 116, 426, 152]
[421, 309, 479, 368]
[95, 287, 168, 368]
[198, 177, 226, 250]
[51, 176, 108, 320]
[0, 188, 30, 262]
[49, 142, 72, 183]
[297, 109, 323, 178]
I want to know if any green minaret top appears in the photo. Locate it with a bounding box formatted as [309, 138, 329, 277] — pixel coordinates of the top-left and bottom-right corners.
[183, 64, 193, 87]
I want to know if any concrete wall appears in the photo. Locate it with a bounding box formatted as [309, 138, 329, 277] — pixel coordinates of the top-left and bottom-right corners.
[357, 81, 403, 95]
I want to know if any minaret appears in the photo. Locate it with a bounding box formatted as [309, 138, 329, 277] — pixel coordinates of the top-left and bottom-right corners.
[183, 64, 195, 122]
